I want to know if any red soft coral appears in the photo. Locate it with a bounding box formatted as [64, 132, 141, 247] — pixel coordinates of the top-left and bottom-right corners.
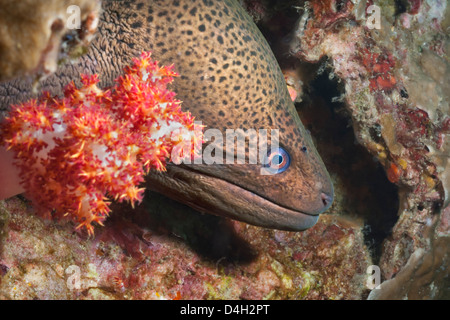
[0, 52, 203, 235]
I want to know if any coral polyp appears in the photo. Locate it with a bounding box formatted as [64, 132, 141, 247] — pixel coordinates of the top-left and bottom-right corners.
[0, 52, 202, 235]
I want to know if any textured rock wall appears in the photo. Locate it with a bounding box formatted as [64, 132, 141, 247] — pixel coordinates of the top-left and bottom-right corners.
[0, 0, 101, 83]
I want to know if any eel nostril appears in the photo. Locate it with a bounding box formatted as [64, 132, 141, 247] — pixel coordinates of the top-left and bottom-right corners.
[321, 193, 333, 208]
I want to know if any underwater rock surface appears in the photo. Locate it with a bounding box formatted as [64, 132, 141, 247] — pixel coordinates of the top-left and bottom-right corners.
[0, 0, 448, 300]
[286, 0, 449, 299]
[0, 194, 371, 299]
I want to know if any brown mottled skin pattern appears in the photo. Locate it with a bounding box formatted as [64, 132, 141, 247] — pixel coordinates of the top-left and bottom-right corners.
[0, 0, 333, 230]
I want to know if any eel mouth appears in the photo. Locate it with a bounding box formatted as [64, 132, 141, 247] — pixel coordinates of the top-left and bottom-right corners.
[147, 164, 321, 231]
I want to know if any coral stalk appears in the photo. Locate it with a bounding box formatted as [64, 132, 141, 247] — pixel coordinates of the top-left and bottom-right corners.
[0, 52, 202, 235]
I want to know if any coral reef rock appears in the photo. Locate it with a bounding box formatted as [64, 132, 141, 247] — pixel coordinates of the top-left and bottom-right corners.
[288, 0, 449, 299]
[0, 193, 372, 300]
[0, 0, 101, 83]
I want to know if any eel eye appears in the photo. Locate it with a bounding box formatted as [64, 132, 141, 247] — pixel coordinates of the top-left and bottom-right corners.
[264, 147, 290, 174]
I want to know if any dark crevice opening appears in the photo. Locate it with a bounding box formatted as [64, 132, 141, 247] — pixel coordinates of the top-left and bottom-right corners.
[394, 0, 408, 16]
[296, 64, 399, 263]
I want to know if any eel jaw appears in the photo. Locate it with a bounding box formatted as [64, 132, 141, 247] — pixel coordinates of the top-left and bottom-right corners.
[145, 165, 320, 231]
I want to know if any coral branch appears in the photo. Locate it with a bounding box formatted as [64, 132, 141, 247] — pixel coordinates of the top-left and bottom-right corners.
[0, 52, 203, 235]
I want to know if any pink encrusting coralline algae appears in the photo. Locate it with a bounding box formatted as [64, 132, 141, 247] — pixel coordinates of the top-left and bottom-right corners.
[0, 52, 203, 235]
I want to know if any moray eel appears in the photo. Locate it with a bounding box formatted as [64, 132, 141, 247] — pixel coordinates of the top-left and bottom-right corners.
[0, 0, 333, 231]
